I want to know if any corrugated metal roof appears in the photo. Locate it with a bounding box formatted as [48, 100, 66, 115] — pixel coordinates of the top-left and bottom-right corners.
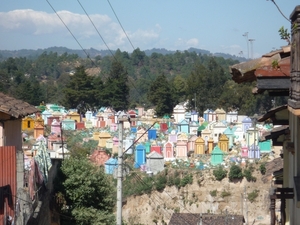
[0, 92, 39, 118]
[0, 146, 17, 222]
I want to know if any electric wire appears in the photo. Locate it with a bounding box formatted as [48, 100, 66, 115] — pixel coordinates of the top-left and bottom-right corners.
[106, 0, 135, 50]
[129, 168, 193, 225]
[106, 0, 156, 84]
[269, 0, 290, 22]
[76, 0, 146, 101]
[122, 121, 157, 156]
[46, 0, 143, 106]
[77, 0, 117, 61]
[46, 0, 95, 66]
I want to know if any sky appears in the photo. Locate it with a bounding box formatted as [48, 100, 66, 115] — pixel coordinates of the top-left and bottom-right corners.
[0, 0, 298, 58]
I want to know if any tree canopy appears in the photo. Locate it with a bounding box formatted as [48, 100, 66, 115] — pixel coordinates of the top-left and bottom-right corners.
[101, 60, 130, 111]
[147, 74, 175, 117]
[0, 49, 284, 116]
[56, 156, 116, 225]
[62, 66, 96, 114]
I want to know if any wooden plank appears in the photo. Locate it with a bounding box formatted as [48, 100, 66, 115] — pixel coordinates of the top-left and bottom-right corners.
[257, 78, 290, 90]
[274, 180, 283, 185]
[276, 188, 294, 192]
[276, 194, 294, 199]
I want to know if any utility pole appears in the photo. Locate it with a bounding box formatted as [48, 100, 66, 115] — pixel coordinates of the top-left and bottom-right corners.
[243, 32, 249, 59]
[60, 122, 64, 160]
[244, 186, 248, 225]
[249, 39, 255, 59]
[116, 112, 127, 225]
[194, 93, 196, 111]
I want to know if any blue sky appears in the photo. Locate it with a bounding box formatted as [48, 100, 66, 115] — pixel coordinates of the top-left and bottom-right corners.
[0, 0, 298, 58]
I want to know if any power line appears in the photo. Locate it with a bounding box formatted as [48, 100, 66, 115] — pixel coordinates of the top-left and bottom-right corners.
[77, 0, 117, 61]
[122, 121, 157, 156]
[46, 0, 95, 66]
[76, 0, 147, 103]
[106, 0, 135, 50]
[130, 171, 193, 225]
[268, 0, 290, 22]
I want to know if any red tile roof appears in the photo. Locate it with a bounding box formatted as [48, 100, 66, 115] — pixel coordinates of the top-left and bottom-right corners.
[0, 92, 39, 118]
[230, 46, 290, 84]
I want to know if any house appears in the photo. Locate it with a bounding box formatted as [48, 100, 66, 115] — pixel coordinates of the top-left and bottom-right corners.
[61, 118, 76, 130]
[67, 111, 81, 122]
[282, 8, 300, 223]
[134, 144, 146, 168]
[105, 157, 118, 174]
[163, 141, 175, 161]
[214, 108, 226, 121]
[194, 136, 205, 155]
[0, 92, 40, 224]
[211, 121, 227, 143]
[22, 116, 35, 131]
[228, 6, 300, 224]
[168, 213, 245, 225]
[177, 119, 189, 133]
[146, 151, 164, 175]
[172, 103, 186, 123]
[211, 145, 224, 166]
[136, 127, 148, 143]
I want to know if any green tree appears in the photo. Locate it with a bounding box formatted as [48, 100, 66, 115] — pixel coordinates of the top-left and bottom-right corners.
[102, 61, 129, 111]
[213, 166, 227, 181]
[62, 66, 95, 114]
[228, 164, 243, 181]
[172, 75, 187, 104]
[60, 156, 116, 225]
[131, 48, 146, 66]
[147, 74, 175, 117]
[186, 64, 208, 114]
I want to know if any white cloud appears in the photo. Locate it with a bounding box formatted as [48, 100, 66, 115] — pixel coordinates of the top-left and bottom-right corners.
[186, 38, 199, 46]
[0, 9, 162, 51]
[217, 44, 242, 55]
[174, 38, 199, 50]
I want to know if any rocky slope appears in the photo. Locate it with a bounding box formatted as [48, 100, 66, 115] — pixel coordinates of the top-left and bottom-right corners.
[122, 153, 283, 225]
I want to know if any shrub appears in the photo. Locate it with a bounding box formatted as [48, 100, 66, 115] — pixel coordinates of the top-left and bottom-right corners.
[259, 163, 266, 175]
[221, 190, 231, 198]
[243, 168, 257, 182]
[213, 166, 227, 181]
[210, 190, 217, 197]
[228, 164, 243, 181]
[174, 177, 181, 188]
[155, 175, 167, 191]
[248, 189, 259, 202]
[180, 174, 193, 188]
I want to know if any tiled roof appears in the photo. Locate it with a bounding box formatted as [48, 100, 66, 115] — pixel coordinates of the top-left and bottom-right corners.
[261, 157, 283, 183]
[168, 213, 245, 225]
[0, 92, 39, 118]
[230, 45, 290, 84]
[258, 105, 288, 123]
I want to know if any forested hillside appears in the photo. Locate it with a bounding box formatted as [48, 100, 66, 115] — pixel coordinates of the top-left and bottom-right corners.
[0, 48, 287, 116]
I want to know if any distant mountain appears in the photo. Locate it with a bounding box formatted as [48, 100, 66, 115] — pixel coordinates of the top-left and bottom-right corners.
[0, 46, 246, 62]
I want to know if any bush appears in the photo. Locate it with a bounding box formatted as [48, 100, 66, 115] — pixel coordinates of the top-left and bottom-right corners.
[210, 190, 217, 197]
[228, 164, 243, 181]
[213, 166, 227, 181]
[180, 174, 193, 188]
[248, 189, 259, 202]
[155, 175, 167, 191]
[220, 190, 231, 198]
[243, 168, 257, 182]
[259, 163, 266, 175]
